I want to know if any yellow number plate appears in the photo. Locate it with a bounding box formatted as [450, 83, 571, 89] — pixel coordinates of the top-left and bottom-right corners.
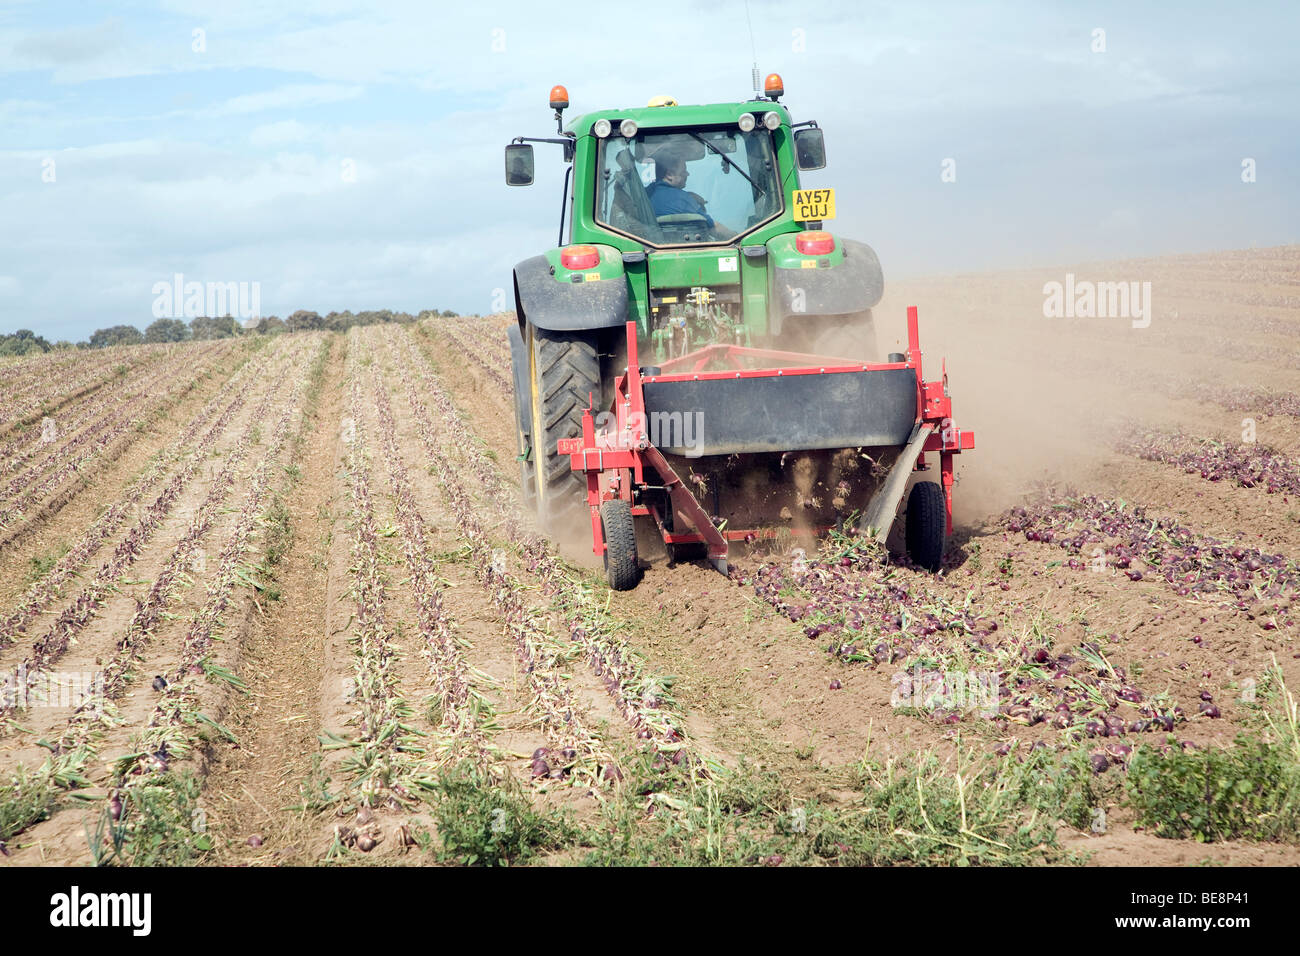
[792, 188, 835, 222]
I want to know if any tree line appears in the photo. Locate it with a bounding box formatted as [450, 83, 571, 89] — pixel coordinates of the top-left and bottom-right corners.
[0, 309, 461, 356]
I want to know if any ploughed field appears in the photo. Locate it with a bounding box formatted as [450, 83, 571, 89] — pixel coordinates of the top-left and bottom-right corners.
[2, 244, 1299, 866]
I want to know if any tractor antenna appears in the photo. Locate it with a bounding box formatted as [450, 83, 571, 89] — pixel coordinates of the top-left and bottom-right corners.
[744, 0, 760, 94]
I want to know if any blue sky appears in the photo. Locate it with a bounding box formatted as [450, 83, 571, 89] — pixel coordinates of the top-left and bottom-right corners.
[2, 1, 1297, 341]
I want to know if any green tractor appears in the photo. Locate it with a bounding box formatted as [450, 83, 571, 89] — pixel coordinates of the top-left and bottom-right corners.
[504, 75, 972, 588]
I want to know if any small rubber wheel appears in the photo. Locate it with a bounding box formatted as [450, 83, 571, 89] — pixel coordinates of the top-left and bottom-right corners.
[905, 481, 947, 572]
[601, 499, 641, 591]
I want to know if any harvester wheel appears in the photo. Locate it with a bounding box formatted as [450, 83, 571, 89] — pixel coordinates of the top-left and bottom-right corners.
[528, 324, 601, 527]
[905, 481, 946, 572]
[600, 499, 641, 590]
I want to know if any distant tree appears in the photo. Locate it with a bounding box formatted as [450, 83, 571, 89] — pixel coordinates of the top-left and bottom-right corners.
[440, 309, 460, 318]
[189, 315, 238, 340]
[88, 325, 144, 349]
[253, 316, 285, 335]
[144, 318, 190, 343]
[324, 310, 355, 332]
[285, 310, 322, 332]
[0, 329, 52, 356]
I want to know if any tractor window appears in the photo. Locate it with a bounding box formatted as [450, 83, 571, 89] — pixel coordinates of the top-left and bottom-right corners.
[595, 127, 782, 246]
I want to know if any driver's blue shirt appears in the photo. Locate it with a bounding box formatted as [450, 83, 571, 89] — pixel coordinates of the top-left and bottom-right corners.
[645, 180, 714, 227]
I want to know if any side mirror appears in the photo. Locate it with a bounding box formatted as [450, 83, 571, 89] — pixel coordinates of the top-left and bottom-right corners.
[794, 128, 826, 171]
[505, 144, 535, 186]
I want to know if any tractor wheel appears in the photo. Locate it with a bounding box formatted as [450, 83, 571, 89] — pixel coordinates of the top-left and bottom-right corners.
[527, 323, 601, 528]
[905, 480, 947, 572]
[507, 324, 537, 512]
[601, 499, 641, 591]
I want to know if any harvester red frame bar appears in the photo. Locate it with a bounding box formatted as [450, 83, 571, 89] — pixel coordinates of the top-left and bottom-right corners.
[556, 307, 974, 564]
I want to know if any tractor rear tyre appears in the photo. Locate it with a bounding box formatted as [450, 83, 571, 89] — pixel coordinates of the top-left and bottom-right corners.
[905, 480, 946, 572]
[527, 323, 601, 528]
[601, 499, 641, 591]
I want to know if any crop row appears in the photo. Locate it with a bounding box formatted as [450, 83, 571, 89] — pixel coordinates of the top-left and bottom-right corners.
[1166, 380, 1300, 419]
[0, 345, 272, 650]
[324, 335, 450, 831]
[57, 342, 311, 744]
[398, 327, 693, 764]
[381, 329, 616, 784]
[1116, 426, 1300, 496]
[0, 343, 221, 501]
[0, 346, 162, 435]
[433, 322, 511, 392]
[368, 360, 497, 765]
[0, 340, 317, 846]
[0, 348, 228, 532]
[111, 338, 326, 803]
[1004, 493, 1299, 613]
[740, 544, 1186, 746]
[0, 341, 305, 719]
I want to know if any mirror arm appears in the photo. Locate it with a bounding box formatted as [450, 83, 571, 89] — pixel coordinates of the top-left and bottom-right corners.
[512, 134, 576, 162]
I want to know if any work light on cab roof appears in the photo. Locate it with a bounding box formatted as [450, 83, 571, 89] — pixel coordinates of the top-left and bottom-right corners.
[501, 71, 975, 591]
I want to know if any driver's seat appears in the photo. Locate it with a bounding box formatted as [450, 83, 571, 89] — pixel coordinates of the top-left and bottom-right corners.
[610, 149, 662, 243]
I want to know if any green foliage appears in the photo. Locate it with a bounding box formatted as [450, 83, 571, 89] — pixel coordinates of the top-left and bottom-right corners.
[88, 324, 144, 348]
[429, 762, 573, 866]
[144, 317, 190, 343]
[261, 494, 293, 568]
[87, 773, 211, 866]
[0, 329, 53, 356]
[1126, 735, 1300, 842]
[0, 768, 56, 841]
[189, 315, 240, 340]
[583, 747, 1067, 867]
[27, 545, 66, 584]
[253, 315, 285, 334]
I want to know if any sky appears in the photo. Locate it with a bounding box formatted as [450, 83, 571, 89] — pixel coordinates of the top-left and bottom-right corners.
[1, 0, 1297, 342]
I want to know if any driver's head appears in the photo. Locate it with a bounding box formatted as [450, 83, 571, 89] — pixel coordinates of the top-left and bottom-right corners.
[654, 153, 688, 188]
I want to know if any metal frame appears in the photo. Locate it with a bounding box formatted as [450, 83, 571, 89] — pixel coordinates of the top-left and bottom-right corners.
[555, 307, 974, 573]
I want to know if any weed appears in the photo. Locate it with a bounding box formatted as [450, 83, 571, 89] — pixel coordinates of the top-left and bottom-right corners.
[429, 762, 573, 866]
[1126, 735, 1300, 842]
[1125, 660, 1300, 842]
[0, 767, 56, 841]
[27, 546, 66, 584]
[262, 494, 293, 568]
[86, 773, 211, 866]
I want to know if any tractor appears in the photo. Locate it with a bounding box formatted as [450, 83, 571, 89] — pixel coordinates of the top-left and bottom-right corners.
[504, 74, 973, 590]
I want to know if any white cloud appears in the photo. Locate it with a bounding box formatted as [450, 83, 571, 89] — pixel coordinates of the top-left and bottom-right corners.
[208, 83, 363, 116]
[248, 119, 314, 147]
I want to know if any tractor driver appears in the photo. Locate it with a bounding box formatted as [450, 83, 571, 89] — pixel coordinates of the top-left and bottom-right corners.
[645, 154, 737, 240]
